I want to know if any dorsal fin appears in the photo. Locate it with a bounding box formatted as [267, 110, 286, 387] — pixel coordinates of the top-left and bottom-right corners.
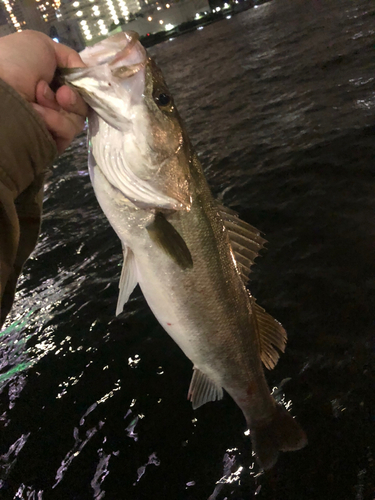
[219, 206, 267, 284]
[251, 299, 287, 370]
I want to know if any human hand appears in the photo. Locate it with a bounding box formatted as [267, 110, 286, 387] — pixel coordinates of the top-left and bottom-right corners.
[0, 30, 88, 154]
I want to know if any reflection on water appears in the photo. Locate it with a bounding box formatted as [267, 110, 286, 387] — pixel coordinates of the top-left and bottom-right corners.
[1, 0, 375, 497]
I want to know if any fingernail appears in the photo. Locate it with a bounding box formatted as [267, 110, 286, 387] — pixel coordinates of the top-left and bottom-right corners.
[43, 83, 55, 101]
[70, 90, 77, 106]
[31, 103, 45, 115]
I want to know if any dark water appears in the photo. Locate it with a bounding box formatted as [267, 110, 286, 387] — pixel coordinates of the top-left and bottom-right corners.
[1, 0, 375, 498]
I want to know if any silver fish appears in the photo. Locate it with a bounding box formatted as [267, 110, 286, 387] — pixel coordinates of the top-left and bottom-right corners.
[64, 31, 307, 470]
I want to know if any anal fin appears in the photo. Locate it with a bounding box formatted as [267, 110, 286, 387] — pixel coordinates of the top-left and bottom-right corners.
[188, 368, 223, 410]
[116, 245, 138, 316]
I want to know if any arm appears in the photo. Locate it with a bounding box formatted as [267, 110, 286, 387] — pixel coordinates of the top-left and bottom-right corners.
[0, 30, 88, 328]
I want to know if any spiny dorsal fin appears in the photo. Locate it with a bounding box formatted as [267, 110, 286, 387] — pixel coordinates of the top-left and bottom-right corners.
[188, 368, 223, 409]
[116, 245, 138, 316]
[147, 212, 193, 270]
[219, 206, 267, 284]
[252, 299, 287, 370]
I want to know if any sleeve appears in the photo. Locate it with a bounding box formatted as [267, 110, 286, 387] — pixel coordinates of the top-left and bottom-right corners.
[0, 78, 58, 328]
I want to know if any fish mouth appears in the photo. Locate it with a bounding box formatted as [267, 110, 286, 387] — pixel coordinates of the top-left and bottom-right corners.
[60, 31, 147, 81]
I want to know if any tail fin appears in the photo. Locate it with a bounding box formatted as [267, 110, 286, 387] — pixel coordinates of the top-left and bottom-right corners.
[250, 404, 307, 470]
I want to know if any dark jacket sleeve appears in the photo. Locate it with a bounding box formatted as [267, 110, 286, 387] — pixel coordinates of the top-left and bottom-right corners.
[0, 78, 57, 328]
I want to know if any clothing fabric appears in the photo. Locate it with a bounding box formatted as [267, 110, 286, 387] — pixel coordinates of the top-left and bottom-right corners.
[0, 78, 57, 328]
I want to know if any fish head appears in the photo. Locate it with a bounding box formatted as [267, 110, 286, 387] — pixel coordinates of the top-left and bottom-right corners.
[63, 32, 192, 212]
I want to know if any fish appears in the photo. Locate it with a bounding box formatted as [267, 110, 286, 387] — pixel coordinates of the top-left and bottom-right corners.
[62, 31, 307, 470]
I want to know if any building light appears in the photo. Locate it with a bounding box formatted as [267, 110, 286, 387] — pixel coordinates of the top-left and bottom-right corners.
[73, 1, 79, 6]
[165, 23, 174, 30]
[166, 3, 170, 6]
[157, 6, 161, 9]
[159, 19, 163, 24]
[76, 10, 83, 16]
[86, 34, 92, 39]
[147, 16, 152, 20]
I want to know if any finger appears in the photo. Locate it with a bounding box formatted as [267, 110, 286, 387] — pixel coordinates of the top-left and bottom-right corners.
[35, 80, 60, 111]
[32, 103, 85, 155]
[56, 85, 88, 118]
[52, 40, 86, 69]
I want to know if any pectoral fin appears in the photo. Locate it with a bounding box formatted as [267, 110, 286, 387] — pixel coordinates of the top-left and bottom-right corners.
[146, 212, 193, 270]
[116, 245, 138, 316]
[188, 368, 223, 409]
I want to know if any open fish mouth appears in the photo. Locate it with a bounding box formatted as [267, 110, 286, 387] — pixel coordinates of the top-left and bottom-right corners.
[59, 31, 147, 81]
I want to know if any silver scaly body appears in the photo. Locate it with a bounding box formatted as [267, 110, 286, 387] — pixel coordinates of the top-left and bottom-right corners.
[64, 32, 307, 469]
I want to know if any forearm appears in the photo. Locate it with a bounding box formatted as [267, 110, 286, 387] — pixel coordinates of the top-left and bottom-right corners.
[0, 78, 57, 327]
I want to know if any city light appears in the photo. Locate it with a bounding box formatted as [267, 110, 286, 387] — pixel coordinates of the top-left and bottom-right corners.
[76, 10, 83, 15]
[165, 23, 174, 30]
[147, 16, 152, 21]
[166, 3, 170, 7]
[73, 1, 79, 6]
[159, 19, 163, 24]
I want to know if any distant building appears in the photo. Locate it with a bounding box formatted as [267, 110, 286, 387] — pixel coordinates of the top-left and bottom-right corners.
[59, 0, 141, 45]
[0, 22, 13, 36]
[35, 0, 60, 27]
[50, 17, 85, 50]
[119, 0, 210, 38]
[0, 0, 211, 46]
[0, 0, 28, 33]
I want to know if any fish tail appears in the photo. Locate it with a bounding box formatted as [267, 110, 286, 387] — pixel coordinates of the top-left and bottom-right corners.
[250, 404, 307, 470]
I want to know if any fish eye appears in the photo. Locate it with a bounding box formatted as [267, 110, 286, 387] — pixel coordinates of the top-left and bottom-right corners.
[154, 92, 171, 107]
